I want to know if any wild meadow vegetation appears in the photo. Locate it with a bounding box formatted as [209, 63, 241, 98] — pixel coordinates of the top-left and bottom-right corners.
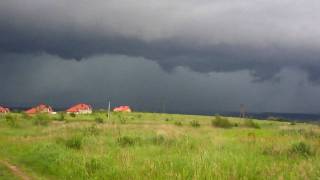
[0, 112, 320, 179]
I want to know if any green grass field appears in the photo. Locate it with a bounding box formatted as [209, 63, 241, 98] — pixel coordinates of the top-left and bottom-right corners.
[0, 112, 319, 179]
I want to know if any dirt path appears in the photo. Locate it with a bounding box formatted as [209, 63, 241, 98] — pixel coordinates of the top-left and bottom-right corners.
[0, 160, 31, 180]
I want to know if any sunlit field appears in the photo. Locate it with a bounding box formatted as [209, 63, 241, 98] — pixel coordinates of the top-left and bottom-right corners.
[0, 112, 320, 179]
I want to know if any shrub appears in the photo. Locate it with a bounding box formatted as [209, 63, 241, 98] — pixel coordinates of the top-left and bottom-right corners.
[267, 116, 287, 122]
[174, 121, 183, 126]
[95, 117, 104, 124]
[190, 120, 200, 128]
[211, 116, 233, 128]
[243, 119, 261, 129]
[21, 112, 32, 120]
[5, 114, 19, 128]
[289, 122, 296, 125]
[58, 113, 65, 121]
[65, 135, 83, 150]
[33, 113, 50, 126]
[289, 142, 312, 157]
[165, 118, 170, 122]
[117, 136, 141, 147]
[70, 113, 76, 118]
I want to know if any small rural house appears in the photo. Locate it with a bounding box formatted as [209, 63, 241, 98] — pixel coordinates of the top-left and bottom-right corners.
[25, 104, 55, 114]
[66, 103, 92, 114]
[113, 106, 132, 112]
[0, 106, 10, 114]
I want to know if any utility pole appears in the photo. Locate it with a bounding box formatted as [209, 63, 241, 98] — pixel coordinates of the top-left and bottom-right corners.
[162, 100, 166, 114]
[107, 100, 111, 120]
[240, 104, 246, 118]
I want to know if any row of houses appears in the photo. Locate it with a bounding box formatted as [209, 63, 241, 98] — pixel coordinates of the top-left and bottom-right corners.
[0, 106, 10, 113]
[0, 104, 132, 114]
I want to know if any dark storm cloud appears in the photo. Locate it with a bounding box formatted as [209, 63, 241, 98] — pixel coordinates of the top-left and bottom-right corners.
[1, 53, 320, 113]
[1, 0, 320, 82]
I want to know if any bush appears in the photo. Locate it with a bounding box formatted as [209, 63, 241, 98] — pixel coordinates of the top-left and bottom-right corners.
[33, 113, 50, 126]
[117, 136, 141, 147]
[174, 121, 183, 126]
[243, 119, 261, 129]
[289, 122, 296, 125]
[289, 142, 312, 157]
[267, 116, 287, 122]
[58, 113, 65, 121]
[5, 114, 19, 128]
[212, 116, 233, 128]
[95, 117, 104, 124]
[21, 112, 32, 120]
[190, 120, 200, 128]
[70, 113, 76, 118]
[65, 135, 83, 150]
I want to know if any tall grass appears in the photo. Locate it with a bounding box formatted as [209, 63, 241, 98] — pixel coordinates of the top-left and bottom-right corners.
[0, 112, 319, 179]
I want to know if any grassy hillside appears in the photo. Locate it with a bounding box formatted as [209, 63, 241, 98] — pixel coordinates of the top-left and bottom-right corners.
[0, 112, 319, 179]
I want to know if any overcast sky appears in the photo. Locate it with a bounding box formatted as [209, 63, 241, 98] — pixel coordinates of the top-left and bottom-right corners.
[0, 0, 320, 114]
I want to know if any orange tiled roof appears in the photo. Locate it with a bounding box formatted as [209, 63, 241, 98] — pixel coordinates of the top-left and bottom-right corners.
[66, 103, 92, 113]
[113, 106, 132, 112]
[25, 104, 53, 114]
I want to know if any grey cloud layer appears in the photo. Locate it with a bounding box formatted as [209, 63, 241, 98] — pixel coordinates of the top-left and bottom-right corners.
[1, 0, 320, 82]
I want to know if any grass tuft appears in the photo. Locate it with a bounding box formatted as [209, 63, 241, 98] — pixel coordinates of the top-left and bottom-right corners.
[174, 121, 183, 126]
[5, 114, 20, 128]
[33, 113, 51, 126]
[83, 125, 100, 136]
[190, 120, 200, 128]
[289, 141, 312, 157]
[117, 136, 141, 147]
[65, 135, 83, 150]
[95, 117, 104, 124]
[243, 119, 260, 129]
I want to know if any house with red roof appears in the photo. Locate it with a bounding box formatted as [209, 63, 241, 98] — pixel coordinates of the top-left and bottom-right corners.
[66, 103, 92, 114]
[25, 104, 54, 114]
[113, 106, 132, 112]
[0, 106, 10, 114]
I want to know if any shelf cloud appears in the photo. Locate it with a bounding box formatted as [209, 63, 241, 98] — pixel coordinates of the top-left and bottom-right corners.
[1, 0, 320, 82]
